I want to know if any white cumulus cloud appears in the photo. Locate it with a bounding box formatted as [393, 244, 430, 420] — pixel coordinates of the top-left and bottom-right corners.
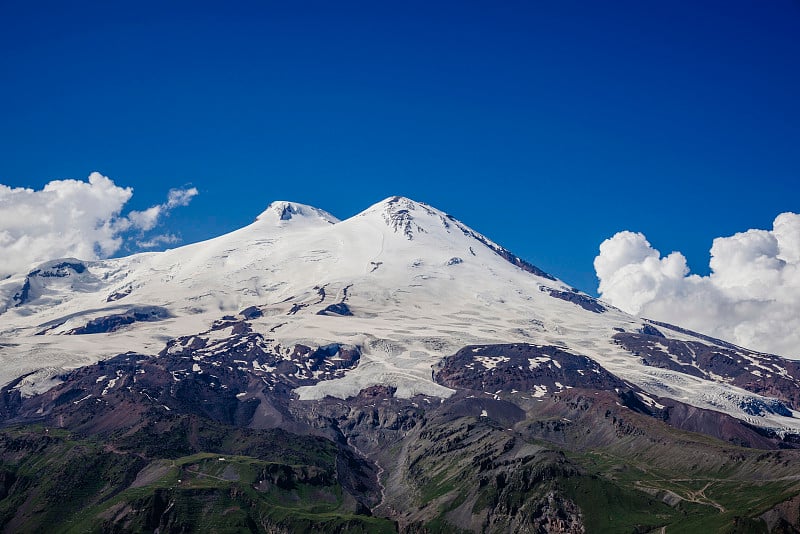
[595, 213, 800, 359]
[0, 172, 198, 278]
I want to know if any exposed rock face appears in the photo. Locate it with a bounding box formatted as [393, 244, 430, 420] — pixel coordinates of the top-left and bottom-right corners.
[654, 398, 787, 449]
[317, 303, 353, 316]
[541, 287, 606, 313]
[240, 305, 263, 319]
[437, 344, 626, 394]
[761, 493, 800, 533]
[639, 324, 665, 337]
[614, 331, 800, 411]
[12, 279, 31, 307]
[106, 285, 132, 302]
[66, 306, 170, 334]
[506, 491, 585, 534]
[158, 319, 361, 390]
[381, 196, 428, 239]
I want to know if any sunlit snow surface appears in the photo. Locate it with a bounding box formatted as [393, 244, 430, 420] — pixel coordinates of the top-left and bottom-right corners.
[1, 197, 799, 434]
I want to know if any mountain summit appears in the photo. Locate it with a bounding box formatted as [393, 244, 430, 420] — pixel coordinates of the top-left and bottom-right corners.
[255, 200, 340, 226]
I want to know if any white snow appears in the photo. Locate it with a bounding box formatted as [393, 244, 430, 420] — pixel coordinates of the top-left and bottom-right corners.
[636, 392, 665, 410]
[101, 371, 122, 396]
[475, 356, 510, 369]
[0, 196, 799, 433]
[528, 357, 551, 369]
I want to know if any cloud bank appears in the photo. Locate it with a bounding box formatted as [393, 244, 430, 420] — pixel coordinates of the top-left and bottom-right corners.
[595, 213, 800, 359]
[0, 172, 197, 278]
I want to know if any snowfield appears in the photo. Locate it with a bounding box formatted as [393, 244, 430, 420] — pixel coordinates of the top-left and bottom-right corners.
[2, 196, 800, 434]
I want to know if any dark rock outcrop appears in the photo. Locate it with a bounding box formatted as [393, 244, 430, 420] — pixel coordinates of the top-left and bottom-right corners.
[542, 288, 606, 313]
[614, 331, 800, 410]
[436, 343, 626, 394]
[317, 303, 353, 316]
[66, 306, 170, 334]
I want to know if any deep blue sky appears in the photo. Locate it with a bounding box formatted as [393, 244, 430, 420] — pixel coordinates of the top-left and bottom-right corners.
[1, 0, 798, 293]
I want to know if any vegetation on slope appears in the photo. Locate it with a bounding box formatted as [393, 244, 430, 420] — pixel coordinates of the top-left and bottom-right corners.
[0, 422, 394, 533]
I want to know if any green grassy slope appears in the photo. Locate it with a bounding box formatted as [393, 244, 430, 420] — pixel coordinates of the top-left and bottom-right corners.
[0, 424, 394, 533]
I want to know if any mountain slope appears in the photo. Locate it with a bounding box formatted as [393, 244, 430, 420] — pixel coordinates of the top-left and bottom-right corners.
[1, 196, 799, 435]
[3, 196, 800, 531]
[1, 347, 800, 532]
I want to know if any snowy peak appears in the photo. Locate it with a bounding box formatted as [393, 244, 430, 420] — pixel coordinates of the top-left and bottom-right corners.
[355, 196, 558, 281]
[358, 196, 451, 240]
[255, 201, 339, 226]
[4, 195, 800, 438]
[12, 258, 98, 308]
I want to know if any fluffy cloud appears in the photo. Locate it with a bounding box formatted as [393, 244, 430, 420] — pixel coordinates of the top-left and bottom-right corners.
[0, 172, 197, 278]
[128, 186, 198, 232]
[166, 187, 198, 208]
[595, 213, 800, 359]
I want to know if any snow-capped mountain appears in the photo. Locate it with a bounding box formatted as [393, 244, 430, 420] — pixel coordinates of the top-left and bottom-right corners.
[1, 195, 799, 436]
